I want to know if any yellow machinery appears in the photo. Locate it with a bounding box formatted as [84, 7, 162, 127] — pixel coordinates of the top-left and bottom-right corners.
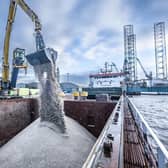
[73, 91, 80, 100]
[1, 0, 46, 93]
[80, 91, 88, 100]
[73, 91, 80, 97]
[72, 91, 88, 100]
[80, 91, 88, 97]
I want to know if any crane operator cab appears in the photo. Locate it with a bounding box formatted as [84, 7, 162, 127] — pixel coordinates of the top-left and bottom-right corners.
[10, 48, 27, 88]
[13, 48, 25, 65]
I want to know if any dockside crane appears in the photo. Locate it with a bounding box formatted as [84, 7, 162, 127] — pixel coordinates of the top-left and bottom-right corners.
[123, 57, 152, 87]
[10, 48, 27, 88]
[1, 0, 55, 94]
[136, 57, 152, 80]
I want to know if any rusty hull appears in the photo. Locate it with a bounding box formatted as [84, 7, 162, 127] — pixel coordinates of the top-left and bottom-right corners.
[64, 100, 116, 137]
[0, 99, 116, 147]
[0, 98, 39, 146]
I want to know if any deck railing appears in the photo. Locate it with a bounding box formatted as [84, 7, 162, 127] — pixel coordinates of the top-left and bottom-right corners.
[127, 97, 168, 168]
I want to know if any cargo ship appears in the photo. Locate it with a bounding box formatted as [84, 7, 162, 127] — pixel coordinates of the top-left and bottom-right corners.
[0, 1, 168, 167]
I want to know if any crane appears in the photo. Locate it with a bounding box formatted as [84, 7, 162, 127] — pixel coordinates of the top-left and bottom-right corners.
[100, 62, 119, 73]
[1, 0, 53, 93]
[136, 57, 152, 80]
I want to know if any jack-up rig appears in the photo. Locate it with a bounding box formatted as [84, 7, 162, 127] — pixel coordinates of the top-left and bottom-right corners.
[123, 23, 168, 93]
[154, 22, 167, 80]
[84, 22, 168, 96]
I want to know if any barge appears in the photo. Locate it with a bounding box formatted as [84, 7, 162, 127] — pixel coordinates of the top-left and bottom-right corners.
[0, 95, 168, 167]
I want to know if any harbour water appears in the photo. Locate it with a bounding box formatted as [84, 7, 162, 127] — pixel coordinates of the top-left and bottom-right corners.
[131, 95, 168, 149]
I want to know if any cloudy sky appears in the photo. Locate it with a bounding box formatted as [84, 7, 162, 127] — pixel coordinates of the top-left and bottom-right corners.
[0, 0, 168, 83]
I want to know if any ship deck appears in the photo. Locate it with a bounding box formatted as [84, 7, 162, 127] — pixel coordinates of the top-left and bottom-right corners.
[124, 101, 157, 168]
[82, 96, 159, 168]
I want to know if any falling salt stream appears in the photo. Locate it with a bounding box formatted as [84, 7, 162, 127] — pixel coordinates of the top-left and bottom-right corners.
[34, 61, 66, 133]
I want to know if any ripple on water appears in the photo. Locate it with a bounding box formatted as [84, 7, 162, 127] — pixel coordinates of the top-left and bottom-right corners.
[131, 95, 168, 150]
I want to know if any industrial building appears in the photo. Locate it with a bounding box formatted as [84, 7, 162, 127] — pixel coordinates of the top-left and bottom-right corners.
[60, 82, 79, 93]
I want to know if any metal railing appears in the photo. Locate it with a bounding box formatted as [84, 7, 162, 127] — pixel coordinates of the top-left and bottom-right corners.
[127, 97, 168, 168]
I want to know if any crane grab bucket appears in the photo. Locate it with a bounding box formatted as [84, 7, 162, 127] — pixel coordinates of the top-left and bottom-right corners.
[25, 48, 52, 66]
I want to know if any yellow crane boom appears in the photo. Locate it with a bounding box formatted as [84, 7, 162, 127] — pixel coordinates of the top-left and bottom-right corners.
[1, 0, 45, 90]
[2, 1, 17, 84]
[16, 0, 41, 31]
